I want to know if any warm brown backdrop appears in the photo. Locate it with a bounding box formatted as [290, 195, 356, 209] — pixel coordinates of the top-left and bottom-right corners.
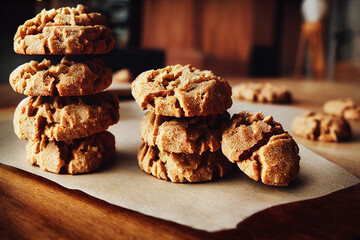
[141, 0, 301, 76]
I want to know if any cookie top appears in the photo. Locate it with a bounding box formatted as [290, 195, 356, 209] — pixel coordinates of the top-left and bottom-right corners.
[26, 131, 115, 174]
[138, 143, 233, 183]
[14, 4, 115, 55]
[140, 111, 229, 154]
[233, 82, 292, 103]
[292, 111, 351, 142]
[10, 56, 112, 96]
[323, 98, 360, 121]
[221, 111, 300, 186]
[14, 91, 120, 141]
[131, 64, 232, 117]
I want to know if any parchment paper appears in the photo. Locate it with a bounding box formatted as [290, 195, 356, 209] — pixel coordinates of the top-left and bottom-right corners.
[1, 101, 359, 231]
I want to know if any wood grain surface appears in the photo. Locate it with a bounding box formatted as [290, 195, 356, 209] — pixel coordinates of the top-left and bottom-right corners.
[1, 79, 360, 239]
[1, 163, 359, 240]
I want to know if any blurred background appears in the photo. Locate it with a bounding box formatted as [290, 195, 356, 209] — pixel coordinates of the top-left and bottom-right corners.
[1, 0, 360, 83]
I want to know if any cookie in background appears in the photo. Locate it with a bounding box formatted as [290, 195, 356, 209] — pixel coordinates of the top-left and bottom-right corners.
[292, 111, 352, 142]
[233, 82, 292, 104]
[113, 69, 133, 84]
[323, 99, 360, 121]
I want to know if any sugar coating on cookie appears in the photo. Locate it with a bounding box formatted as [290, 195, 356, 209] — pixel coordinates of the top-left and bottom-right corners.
[10, 56, 112, 96]
[14, 4, 115, 55]
[26, 131, 115, 174]
[131, 64, 232, 117]
[138, 143, 233, 183]
[292, 111, 351, 142]
[14, 91, 120, 142]
[140, 111, 230, 154]
[233, 82, 292, 103]
[222, 111, 300, 186]
[323, 98, 360, 121]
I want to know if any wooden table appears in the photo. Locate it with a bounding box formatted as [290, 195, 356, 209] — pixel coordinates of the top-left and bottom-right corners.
[1, 79, 359, 239]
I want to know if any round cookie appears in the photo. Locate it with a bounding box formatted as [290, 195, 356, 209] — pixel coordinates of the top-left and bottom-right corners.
[138, 143, 234, 183]
[131, 64, 232, 117]
[233, 82, 292, 103]
[10, 55, 112, 96]
[14, 4, 115, 55]
[140, 111, 230, 154]
[26, 131, 115, 174]
[14, 91, 120, 142]
[323, 98, 360, 121]
[222, 111, 300, 186]
[292, 111, 351, 142]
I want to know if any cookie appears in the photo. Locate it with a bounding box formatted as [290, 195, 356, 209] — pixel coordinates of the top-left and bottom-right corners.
[14, 91, 120, 141]
[138, 143, 233, 183]
[323, 98, 360, 121]
[26, 131, 115, 174]
[14, 4, 115, 55]
[221, 111, 300, 186]
[233, 82, 292, 103]
[113, 69, 133, 83]
[131, 64, 232, 117]
[140, 111, 230, 154]
[9, 55, 112, 96]
[292, 111, 351, 142]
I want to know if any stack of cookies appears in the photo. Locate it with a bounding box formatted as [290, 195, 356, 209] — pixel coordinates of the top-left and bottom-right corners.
[132, 64, 301, 186]
[10, 5, 120, 174]
[132, 64, 234, 182]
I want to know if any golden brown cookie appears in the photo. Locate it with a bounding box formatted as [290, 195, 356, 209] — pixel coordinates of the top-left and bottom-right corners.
[26, 131, 115, 174]
[14, 91, 120, 142]
[222, 111, 300, 186]
[140, 111, 230, 154]
[323, 98, 360, 121]
[292, 111, 351, 142]
[138, 143, 233, 183]
[113, 69, 133, 83]
[10, 56, 112, 96]
[131, 64, 232, 117]
[14, 4, 115, 55]
[233, 82, 292, 103]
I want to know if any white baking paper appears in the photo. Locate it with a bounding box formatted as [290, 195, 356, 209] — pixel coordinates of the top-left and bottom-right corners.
[1, 101, 359, 231]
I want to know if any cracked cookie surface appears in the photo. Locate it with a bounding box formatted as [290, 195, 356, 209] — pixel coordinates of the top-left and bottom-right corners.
[10, 56, 112, 96]
[138, 143, 233, 183]
[222, 111, 300, 186]
[131, 64, 232, 117]
[233, 82, 292, 103]
[140, 111, 229, 154]
[14, 91, 119, 141]
[26, 131, 115, 174]
[292, 111, 351, 142]
[14, 4, 115, 55]
[323, 98, 360, 121]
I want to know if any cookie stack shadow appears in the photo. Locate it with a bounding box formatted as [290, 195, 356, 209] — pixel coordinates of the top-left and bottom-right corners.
[9, 5, 119, 174]
[132, 64, 301, 186]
